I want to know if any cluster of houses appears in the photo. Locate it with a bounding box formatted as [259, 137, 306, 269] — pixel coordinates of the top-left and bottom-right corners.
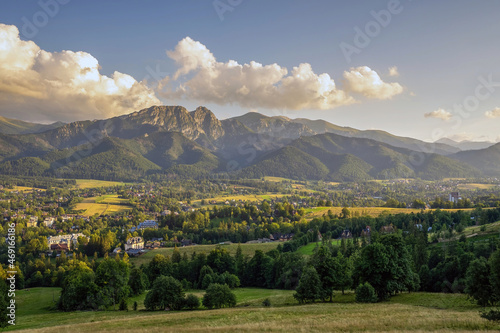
[47, 233, 88, 251]
[129, 219, 159, 232]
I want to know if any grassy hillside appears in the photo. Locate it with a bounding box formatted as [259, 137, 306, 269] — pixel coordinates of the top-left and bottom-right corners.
[10, 288, 500, 332]
[130, 242, 280, 266]
[0, 116, 64, 134]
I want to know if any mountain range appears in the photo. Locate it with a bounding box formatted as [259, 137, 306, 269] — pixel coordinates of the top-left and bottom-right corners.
[0, 105, 497, 181]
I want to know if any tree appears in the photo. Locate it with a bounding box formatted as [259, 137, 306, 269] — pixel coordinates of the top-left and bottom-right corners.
[293, 267, 322, 304]
[59, 263, 98, 311]
[184, 294, 200, 310]
[355, 282, 378, 303]
[489, 249, 500, 304]
[95, 258, 130, 309]
[129, 267, 148, 296]
[334, 252, 353, 295]
[202, 283, 237, 309]
[379, 234, 415, 294]
[119, 298, 128, 311]
[465, 257, 493, 306]
[207, 246, 235, 274]
[144, 276, 185, 311]
[0, 280, 9, 328]
[245, 250, 273, 287]
[311, 246, 336, 301]
[354, 242, 390, 300]
[198, 265, 215, 289]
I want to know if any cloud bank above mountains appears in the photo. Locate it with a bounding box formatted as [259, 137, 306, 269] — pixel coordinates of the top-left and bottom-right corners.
[160, 37, 404, 110]
[0, 24, 160, 122]
[0, 24, 404, 121]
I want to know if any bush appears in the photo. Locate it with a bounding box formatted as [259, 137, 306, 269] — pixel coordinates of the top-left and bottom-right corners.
[119, 298, 128, 311]
[480, 309, 500, 321]
[262, 298, 271, 307]
[185, 294, 200, 310]
[202, 283, 237, 309]
[355, 282, 378, 303]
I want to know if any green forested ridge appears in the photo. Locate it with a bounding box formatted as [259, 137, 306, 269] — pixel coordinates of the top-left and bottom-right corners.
[0, 106, 497, 181]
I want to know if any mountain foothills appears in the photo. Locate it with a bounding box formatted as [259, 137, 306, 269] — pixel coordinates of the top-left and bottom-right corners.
[0, 105, 497, 181]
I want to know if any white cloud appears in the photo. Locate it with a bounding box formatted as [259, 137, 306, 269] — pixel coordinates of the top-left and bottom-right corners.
[424, 108, 452, 121]
[485, 107, 500, 118]
[343, 66, 404, 99]
[388, 66, 399, 77]
[447, 133, 494, 142]
[160, 37, 403, 110]
[0, 23, 160, 122]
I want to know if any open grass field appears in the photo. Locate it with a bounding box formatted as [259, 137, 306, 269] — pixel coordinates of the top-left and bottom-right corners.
[4, 186, 45, 193]
[72, 179, 132, 189]
[193, 193, 289, 205]
[11, 288, 500, 332]
[296, 240, 342, 255]
[129, 242, 280, 266]
[305, 207, 485, 220]
[435, 220, 500, 243]
[457, 183, 497, 190]
[304, 206, 423, 219]
[73, 194, 132, 216]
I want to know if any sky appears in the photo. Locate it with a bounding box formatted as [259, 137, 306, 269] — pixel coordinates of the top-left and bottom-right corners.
[0, 0, 499, 143]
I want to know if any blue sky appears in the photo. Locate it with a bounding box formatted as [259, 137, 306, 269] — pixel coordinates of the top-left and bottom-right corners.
[0, 0, 499, 142]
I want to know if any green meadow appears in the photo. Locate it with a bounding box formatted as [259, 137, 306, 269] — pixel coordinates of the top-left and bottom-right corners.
[10, 288, 500, 332]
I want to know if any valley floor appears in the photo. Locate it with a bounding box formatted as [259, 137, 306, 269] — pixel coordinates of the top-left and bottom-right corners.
[11, 288, 500, 332]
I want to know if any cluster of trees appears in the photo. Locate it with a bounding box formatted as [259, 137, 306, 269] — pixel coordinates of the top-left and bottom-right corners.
[464, 248, 500, 306]
[294, 234, 418, 303]
[58, 256, 132, 311]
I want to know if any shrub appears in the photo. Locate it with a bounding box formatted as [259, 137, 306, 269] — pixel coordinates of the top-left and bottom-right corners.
[144, 276, 185, 311]
[185, 294, 200, 310]
[119, 298, 128, 311]
[480, 309, 500, 321]
[202, 283, 237, 309]
[355, 282, 378, 303]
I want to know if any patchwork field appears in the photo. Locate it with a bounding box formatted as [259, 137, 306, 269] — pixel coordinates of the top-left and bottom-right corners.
[72, 179, 132, 189]
[457, 183, 498, 190]
[72, 194, 132, 216]
[304, 206, 484, 220]
[129, 242, 280, 266]
[4, 186, 45, 193]
[303, 206, 423, 219]
[11, 288, 500, 332]
[193, 193, 289, 205]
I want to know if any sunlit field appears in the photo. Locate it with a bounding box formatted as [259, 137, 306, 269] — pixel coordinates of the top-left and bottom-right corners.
[72, 194, 131, 216]
[11, 288, 500, 332]
[129, 242, 280, 267]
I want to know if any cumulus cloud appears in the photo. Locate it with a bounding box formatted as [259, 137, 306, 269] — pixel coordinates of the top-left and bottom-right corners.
[424, 108, 452, 121]
[343, 66, 404, 99]
[0, 23, 160, 122]
[485, 107, 500, 118]
[160, 37, 403, 110]
[388, 66, 399, 77]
